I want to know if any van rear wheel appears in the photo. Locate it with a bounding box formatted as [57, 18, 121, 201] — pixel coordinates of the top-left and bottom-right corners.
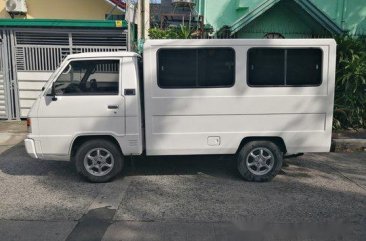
[237, 141, 283, 182]
[75, 139, 123, 183]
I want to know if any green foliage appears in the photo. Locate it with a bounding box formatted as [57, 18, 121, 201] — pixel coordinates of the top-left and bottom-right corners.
[148, 27, 178, 39]
[334, 35, 366, 129]
[176, 24, 192, 39]
[148, 25, 193, 39]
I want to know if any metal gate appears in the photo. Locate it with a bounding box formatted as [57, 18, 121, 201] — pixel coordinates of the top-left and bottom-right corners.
[0, 30, 19, 120]
[0, 40, 8, 119]
[8, 28, 127, 118]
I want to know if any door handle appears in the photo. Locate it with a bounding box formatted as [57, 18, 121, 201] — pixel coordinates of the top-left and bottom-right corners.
[108, 105, 119, 109]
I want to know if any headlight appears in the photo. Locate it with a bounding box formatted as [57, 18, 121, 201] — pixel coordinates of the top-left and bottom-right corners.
[27, 118, 32, 133]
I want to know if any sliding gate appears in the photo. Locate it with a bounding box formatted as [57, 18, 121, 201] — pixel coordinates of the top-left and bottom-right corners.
[1, 28, 127, 119]
[0, 31, 18, 120]
[0, 40, 9, 119]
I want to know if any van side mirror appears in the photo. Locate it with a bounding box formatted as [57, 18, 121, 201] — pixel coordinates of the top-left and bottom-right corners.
[51, 83, 57, 101]
[62, 64, 72, 75]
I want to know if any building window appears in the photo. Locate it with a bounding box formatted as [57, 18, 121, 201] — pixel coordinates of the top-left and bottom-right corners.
[158, 48, 235, 88]
[247, 48, 322, 87]
[53, 60, 119, 96]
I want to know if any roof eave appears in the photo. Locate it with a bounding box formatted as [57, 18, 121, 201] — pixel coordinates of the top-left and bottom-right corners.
[229, 0, 343, 36]
[0, 19, 128, 28]
[104, 0, 126, 12]
[296, 0, 343, 35]
[230, 0, 280, 35]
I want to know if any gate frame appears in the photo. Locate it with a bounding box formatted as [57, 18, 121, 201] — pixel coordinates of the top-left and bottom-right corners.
[1, 30, 20, 120]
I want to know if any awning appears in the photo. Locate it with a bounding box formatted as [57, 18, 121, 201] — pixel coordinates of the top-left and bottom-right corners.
[0, 19, 128, 28]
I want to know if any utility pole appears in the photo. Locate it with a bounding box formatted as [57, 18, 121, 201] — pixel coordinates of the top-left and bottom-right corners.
[127, 0, 131, 51]
[144, 0, 150, 40]
[137, 0, 150, 52]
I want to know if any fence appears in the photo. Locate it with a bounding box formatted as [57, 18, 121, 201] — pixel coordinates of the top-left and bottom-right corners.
[11, 29, 128, 117]
[15, 30, 127, 72]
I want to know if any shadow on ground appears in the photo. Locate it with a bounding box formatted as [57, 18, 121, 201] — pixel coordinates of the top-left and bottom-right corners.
[0, 144, 104, 221]
[0, 144, 365, 228]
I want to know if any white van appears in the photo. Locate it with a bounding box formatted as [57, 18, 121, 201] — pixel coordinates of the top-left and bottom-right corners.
[24, 39, 336, 182]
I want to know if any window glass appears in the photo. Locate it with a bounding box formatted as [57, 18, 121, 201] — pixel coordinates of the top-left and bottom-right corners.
[158, 49, 196, 88]
[286, 49, 322, 86]
[247, 48, 322, 87]
[54, 60, 119, 95]
[247, 48, 285, 86]
[197, 48, 235, 87]
[158, 48, 235, 88]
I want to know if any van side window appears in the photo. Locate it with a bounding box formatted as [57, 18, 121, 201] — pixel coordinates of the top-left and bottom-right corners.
[158, 48, 235, 88]
[247, 48, 322, 87]
[54, 60, 119, 95]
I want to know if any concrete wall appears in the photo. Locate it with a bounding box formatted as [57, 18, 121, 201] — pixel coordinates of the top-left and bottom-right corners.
[0, 0, 121, 20]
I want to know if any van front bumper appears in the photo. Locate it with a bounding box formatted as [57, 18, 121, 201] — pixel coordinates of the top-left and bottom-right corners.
[24, 138, 38, 159]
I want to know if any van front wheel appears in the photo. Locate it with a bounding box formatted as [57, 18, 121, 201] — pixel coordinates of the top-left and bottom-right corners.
[75, 139, 123, 183]
[237, 141, 283, 182]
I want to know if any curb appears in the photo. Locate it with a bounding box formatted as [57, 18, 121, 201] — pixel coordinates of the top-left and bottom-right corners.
[0, 133, 27, 146]
[0, 133, 27, 154]
[331, 139, 366, 152]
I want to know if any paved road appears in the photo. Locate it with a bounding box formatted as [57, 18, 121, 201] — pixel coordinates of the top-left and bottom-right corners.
[0, 144, 365, 241]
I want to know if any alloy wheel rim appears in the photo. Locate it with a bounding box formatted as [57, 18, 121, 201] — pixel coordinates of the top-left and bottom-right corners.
[83, 148, 114, 177]
[246, 147, 274, 176]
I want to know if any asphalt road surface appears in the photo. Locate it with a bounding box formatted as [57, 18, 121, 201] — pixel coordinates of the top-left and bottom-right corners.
[0, 144, 365, 241]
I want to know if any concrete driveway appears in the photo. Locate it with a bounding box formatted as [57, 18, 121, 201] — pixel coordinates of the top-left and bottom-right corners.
[0, 144, 365, 241]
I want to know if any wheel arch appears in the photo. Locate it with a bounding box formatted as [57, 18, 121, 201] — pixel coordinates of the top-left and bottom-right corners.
[70, 135, 123, 161]
[236, 136, 287, 154]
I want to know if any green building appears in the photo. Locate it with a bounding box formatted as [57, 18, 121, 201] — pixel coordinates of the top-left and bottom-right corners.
[196, 0, 366, 38]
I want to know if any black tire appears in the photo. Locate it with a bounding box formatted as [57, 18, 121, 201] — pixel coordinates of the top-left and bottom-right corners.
[237, 141, 283, 182]
[75, 139, 123, 183]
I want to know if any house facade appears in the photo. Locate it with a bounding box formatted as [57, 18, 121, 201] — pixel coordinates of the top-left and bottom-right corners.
[0, 0, 128, 120]
[196, 0, 366, 38]
[0, 0, 124, 20]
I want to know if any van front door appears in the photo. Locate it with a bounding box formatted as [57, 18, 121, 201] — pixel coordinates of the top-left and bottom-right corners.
[37, 59, 125, 159]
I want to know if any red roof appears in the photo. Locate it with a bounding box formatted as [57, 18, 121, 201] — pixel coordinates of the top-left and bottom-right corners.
[106, 0, 126, 10]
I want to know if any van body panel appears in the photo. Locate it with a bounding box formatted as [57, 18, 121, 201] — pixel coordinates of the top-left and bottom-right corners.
[25, 39, 336, 161]
[27, 53, 143, 160]
[143, 39, 336, 155]
[121, 57, 144, 155]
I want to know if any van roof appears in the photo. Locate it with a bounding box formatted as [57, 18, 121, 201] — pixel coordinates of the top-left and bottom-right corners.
[66, 51, 140, 59]
[144, 38, 337, 47]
